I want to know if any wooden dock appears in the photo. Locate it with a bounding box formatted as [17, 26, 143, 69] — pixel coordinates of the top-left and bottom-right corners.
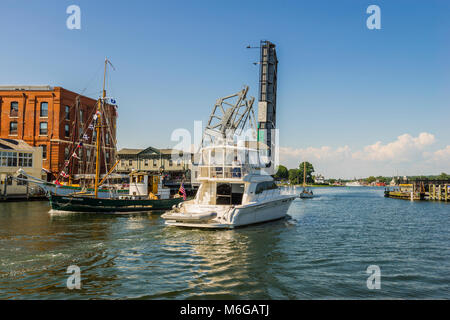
[385, 179, 450, 202]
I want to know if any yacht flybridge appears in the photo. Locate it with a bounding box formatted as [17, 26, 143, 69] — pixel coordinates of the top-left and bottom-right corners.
[162, 145, 297, 228]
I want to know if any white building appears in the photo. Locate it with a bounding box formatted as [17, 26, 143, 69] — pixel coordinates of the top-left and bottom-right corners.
[0, 139, 43, 198]
[314, 174, 326, 184]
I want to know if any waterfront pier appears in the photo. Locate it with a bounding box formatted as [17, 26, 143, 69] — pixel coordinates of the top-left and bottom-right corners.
[385, 179, 450, 202]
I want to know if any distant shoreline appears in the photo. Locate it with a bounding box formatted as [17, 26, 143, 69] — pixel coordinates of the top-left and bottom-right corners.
[279, 184, 345, 187]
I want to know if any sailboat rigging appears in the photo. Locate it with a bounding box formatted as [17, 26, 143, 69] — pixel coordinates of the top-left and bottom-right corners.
[299, 161, 314, 199]
[43, 58, 187, 212]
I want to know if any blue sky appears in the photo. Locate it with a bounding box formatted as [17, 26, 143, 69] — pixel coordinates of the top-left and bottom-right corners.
[1, 0, 449, 177]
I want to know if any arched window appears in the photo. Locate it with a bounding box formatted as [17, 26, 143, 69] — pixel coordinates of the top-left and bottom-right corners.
[10, 101, 19, 117]
[40, 102, 48, 117]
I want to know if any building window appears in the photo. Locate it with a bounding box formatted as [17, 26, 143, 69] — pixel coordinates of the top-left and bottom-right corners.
[144, 159, 148, 166]
[64, 147, 69, 159]
[169, 159, 173, 166]
[39, 122, 48, 135]
[65, 124, 70, 137]
[10, 101, 19, 117]
[40, 102, 48, 117]
[153, 159, 157, 166]
[18, 152, 33, 167]
[9, 122, 18, 135]
[79, 110, 83, 121]
[93, 131, 97, 142]
[129, 160, 132, 166]
[39, 144, 47, 159]
[0, 152, 18, 167]
[177, 159, 181, 166]
[65, 106, 70, 120]
[105, 133, 110, 145]
[17, 174, 27, 186]
[106, 152, 110, 164]
[87, 149, 91, 160]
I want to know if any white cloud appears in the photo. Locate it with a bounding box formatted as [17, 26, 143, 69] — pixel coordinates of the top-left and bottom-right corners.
[424, 145, 450, 163]
[279, 132, 448, 178]
[352, 132, 435, 161]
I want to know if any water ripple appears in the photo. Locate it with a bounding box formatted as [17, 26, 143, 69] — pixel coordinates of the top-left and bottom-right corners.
[0, 188, 448, 299]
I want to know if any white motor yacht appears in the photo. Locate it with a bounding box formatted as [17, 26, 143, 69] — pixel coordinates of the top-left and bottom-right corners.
[162, 145, 297, 229]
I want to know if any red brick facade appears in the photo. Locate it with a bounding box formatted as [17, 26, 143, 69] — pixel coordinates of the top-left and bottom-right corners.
[0, 86, 117, 179]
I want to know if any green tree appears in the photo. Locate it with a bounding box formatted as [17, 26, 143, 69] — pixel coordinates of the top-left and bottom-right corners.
[288, 169, 300, 184]
[366, 176, 376, 184]
[274, 165, 289, 180]
[438, 172, 449, 180]
[298, 162, 315, 184]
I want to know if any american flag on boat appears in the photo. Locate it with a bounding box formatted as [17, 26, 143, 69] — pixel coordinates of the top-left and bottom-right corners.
[179, 183, 187, 200]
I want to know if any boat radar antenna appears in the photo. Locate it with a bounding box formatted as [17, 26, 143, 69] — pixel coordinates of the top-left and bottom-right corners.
[201, 85, 257, 148]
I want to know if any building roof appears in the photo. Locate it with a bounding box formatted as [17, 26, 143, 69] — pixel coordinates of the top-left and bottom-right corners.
[0, 86, 105, 104]
[160, 148, 186, 155]
[117, 148, 143, 155]
[0, 138, 35, 151]
[0, 85, 53, 91]
[118, 147, 191, 156]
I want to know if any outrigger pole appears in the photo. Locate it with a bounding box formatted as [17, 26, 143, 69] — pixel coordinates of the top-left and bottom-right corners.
[98, 159, 120, 187]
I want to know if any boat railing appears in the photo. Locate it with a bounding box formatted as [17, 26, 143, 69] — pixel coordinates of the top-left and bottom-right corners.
[198, 165, 251, 180]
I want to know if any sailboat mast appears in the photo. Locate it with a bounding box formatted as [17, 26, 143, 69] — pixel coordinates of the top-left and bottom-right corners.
[94, 58, 108, 198]
[303, 161, 306, 187]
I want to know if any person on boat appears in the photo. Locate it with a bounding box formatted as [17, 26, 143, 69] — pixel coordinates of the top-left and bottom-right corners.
[210, 150, 222, 177]
[232, 156, 241, 178]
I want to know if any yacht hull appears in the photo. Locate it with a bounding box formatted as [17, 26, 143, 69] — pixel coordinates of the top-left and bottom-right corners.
[164, 196, 295, 229]
[49, 194, 185, 213]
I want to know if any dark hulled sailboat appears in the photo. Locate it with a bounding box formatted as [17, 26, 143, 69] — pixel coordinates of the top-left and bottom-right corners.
[49, 59, 186, 213]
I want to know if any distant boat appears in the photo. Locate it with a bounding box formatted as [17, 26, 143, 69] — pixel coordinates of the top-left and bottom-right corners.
[299, 161, 314, 199]
[345, 181, 363, 187]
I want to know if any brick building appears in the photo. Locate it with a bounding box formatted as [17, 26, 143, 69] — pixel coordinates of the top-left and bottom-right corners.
[0, 86, 117, 180]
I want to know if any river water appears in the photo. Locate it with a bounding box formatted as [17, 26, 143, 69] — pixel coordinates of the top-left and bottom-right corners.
[0, 187, 448, 299]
